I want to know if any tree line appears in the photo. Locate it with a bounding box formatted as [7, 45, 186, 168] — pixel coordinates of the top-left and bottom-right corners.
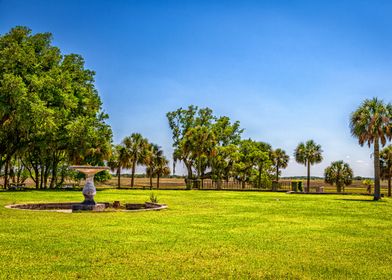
[166, 105, 291, 189]
[107, 133, 170, 189]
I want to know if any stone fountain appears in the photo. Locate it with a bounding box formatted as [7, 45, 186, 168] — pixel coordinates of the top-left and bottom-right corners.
[69, 165, 110, 211]
[6, 164, 169, 213]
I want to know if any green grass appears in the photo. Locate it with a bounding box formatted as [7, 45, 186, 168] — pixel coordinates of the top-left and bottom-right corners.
[0, 190, 392, 279]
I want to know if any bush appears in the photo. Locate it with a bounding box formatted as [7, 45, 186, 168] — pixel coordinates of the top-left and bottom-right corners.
[95, 170, 112, 182]
[291, 180, 303, 192]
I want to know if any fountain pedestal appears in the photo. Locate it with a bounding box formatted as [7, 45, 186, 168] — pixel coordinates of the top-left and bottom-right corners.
[82, 174, 96, 204]
[69, 165, 109, 211]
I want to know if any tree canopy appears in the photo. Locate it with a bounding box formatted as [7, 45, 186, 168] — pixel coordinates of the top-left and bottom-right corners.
[324, 161, 353, 193]
[0, 26, 112, 188]
[380, 145, 392, 197]
[294, 140, 323, 192]
[166, 105, 283, 189]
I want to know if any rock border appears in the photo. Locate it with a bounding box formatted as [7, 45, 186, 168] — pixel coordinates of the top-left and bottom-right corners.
[5, 202, 168, 213]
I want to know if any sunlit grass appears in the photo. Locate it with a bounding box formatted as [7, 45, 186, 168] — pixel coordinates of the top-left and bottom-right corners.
[0, 190, 391, 279]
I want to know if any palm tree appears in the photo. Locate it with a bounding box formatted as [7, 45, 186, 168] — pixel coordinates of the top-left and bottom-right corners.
[294, 140, 323, 192]
[272, 148, 289, 182]
[324, 161, 353, 192]
[145, 143, 164, 189]
[380, 145, 392, 197]
[183, 126, 216, 180]
[155, 156, 170, 189]
[123, 133, 149, 188]
[210, 144, 239, 185]
[350, 98, 392, 200]
[107, 145, 130, 189]
[254, 142, 272, 188]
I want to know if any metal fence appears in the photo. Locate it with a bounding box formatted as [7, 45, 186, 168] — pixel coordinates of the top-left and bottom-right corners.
[186, 179, 292, 191]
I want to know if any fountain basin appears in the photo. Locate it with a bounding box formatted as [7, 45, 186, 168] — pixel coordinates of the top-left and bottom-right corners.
[6, 202, 167, 213]
[5, 202, 107, 212]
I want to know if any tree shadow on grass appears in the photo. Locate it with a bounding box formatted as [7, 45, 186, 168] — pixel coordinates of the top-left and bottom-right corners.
[335, 198, 387, 203]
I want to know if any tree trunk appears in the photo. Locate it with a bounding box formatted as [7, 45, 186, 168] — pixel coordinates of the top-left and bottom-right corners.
[34, 165, 39, 189]
[276, 165, 280, 182]
[197, 159, 201, 180]
[50, 159, 58, 189]
[10, 165, 15, 184]
[157, 174, 160, 189]
[149, 174, 153, 190]
[306, 160, 310, 193]
[388, 178, 391, 197]
[185, 161, 193, 179]
[16, 165, 22, 184]
[44, 171, 49, 189]
[44, 161, 50, 189]
[0, 157, 3, 188]
[131, 160, 136, 188]
[57, 168, 65, 187]
[117, 167, 121, 189]
[258, 165, 262, 188]
[40, 166, 44, 189]
[373, 139, 381, 200]
[4, 158, 9, 189]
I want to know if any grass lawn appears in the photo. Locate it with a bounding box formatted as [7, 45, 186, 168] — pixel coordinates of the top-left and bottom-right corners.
[0, 190, 392, 279]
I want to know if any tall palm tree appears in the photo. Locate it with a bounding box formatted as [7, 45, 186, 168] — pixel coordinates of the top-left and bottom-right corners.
[145, 143, 164, 189]
[380, 145, 392, 197]
[155, 156, 170, 189]
[350, 98, 392, 200]
[123, 133, 149, 188]
[324, 161, 353, 193]
[108, 145, 130, 189]
[272, 148, 289, 182]
[294, 140, 323, 192]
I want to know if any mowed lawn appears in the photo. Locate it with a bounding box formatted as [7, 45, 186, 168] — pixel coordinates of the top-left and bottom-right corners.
[0, 190, 392, 279]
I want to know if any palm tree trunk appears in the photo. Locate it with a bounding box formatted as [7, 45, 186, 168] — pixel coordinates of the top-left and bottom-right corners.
[117, 167, 121, 189]
[149, 175, 153, 190]
[157, 174, 160, 189]
[131, 160, 136, 188]
[307, 160, 310, 193]
[276, 165, 279, 182]
[388, 178, 391, 197]
[374, 140, 381, 200]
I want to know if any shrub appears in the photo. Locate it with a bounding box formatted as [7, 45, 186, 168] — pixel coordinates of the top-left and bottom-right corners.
[291, 180, 303, 192]
[94, 170, 112, 182]
[149, 193, 159, 203]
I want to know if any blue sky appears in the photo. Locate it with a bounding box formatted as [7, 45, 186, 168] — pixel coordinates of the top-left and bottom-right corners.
[1, 0, 392, 177]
